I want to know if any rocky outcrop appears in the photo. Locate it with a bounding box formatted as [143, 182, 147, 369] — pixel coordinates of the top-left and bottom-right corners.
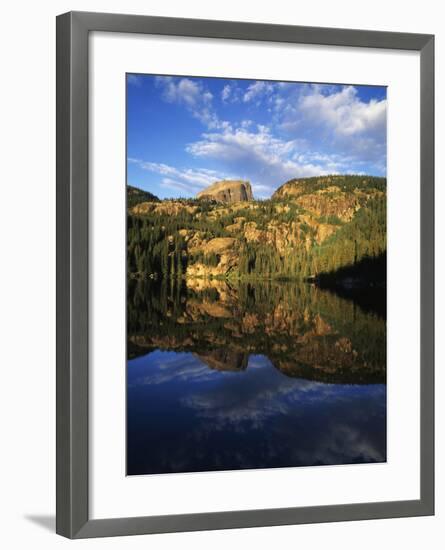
[272, 175, 384, 222]
[186, 237, 239, 278]
[289, 191, 360, 222]
[197, 180, 253, 203]
[131, 200, 198, 217]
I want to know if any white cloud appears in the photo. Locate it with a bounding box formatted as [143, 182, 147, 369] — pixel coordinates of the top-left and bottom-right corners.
[160, 178, 201, 194]
[299, 85, 387, 137]
[156, 76, 210, 108]
[155, 76, 225, 129]
[243, 81, 275, 103]
[221, 84, 231, 102]
[127, 74, 142, 86]
[186, 125, 330, 193]
[129, 158, 231, 196]
[271, 84, 387, 172]
[220, 82, 245, 104]
[131, 79, 387, 199]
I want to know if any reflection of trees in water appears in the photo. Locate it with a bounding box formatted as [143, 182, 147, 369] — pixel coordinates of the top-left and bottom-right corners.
[127, 278, 386, 385]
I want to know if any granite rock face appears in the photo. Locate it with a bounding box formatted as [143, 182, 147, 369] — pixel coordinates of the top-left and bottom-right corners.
[272, 175, 384, 222]
[197, 180, 253, 203]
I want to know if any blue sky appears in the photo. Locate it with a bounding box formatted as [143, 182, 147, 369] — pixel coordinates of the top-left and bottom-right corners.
[127, 74, 386, 199]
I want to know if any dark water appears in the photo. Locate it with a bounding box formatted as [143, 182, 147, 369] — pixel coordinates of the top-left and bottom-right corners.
[127, 279, 386, 475]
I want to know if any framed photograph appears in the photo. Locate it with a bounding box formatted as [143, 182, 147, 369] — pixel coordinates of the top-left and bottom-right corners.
[56, 11, 434, 538]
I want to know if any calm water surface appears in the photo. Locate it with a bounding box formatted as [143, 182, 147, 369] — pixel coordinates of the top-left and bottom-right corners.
[127, 279, 386, 475]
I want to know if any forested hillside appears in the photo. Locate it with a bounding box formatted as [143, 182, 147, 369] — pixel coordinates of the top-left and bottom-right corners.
[127, 175, 386, 285]
[127, 184, 159, 208]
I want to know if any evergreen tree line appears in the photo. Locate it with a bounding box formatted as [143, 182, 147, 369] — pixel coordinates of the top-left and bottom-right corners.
[276, 174, 386, 195]
[236, 196, 386, 279]
[127, 194, 386, 281]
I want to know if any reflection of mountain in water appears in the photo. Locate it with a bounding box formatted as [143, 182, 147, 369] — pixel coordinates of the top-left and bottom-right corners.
[127, 278, 386, 385]
[195, 349, 248, 372]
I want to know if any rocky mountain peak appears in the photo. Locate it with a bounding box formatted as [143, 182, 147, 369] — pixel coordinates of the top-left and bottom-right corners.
[197, 180, 253, 203]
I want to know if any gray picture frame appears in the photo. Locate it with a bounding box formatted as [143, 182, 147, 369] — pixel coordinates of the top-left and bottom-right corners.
[56, 11, 435, 539]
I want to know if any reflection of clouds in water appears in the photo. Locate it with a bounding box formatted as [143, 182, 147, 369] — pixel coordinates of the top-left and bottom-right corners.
[178, 355, 386, 464]
[128, 351, 215, 387]
[310, 423, 385, 464]
[128, 351, 386, 472]
[144, 423, 384, 473]
[181, 355, 371, 426]
[181, 396, 385, 466]
[181, 377, 298, 428]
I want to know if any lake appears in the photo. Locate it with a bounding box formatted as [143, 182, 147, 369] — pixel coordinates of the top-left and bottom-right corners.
[127, 279, 386, 475]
